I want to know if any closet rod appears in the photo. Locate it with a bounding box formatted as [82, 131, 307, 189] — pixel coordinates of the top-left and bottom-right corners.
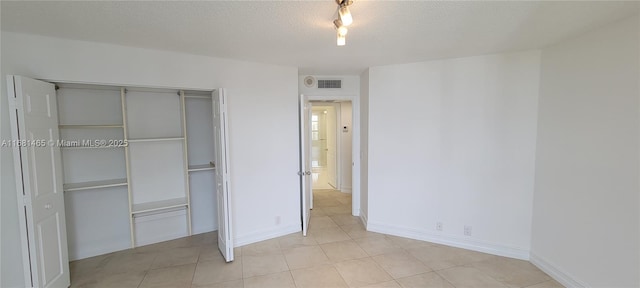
[123, 88, 182, 95]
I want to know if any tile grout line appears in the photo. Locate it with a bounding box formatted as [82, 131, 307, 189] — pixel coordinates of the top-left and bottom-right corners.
[189, 248, 201, 288]
[433, 269, 460, 288]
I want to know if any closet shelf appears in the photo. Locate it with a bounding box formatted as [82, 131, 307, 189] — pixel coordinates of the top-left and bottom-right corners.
[59, 124, 123, 129]
[188, 164, 215, 172]
[128, 137, 184, 143]
[131, 197, 188, 214]
[61, 145, 125, 150]
[64, 178, 128, 192]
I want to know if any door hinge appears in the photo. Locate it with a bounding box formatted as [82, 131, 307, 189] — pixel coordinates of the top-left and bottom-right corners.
[9, 97, 17, 110]
[22, 195, 31, 207]
[10, 97, 23, 110]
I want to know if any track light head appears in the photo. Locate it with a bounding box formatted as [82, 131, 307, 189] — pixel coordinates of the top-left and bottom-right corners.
[337, 26, 348, 36]
[333, 0, 353, 46]
[338, 6, 353, 26]
[337, 33, 346, 46]
[335, 0, 353, 6]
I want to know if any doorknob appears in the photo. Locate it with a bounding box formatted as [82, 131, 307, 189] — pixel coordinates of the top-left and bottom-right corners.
[305, 171, 311, 175]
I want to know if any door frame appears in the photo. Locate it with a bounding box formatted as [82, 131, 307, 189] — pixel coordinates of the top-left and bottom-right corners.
[306, 95, 360, 216]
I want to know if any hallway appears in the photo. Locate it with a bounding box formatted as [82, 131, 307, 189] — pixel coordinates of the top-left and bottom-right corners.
[311, 168, 334, 190]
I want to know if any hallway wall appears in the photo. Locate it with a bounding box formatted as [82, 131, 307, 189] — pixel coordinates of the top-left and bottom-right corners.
[340, 102, 353, 192]
[359, 70, 370, 225]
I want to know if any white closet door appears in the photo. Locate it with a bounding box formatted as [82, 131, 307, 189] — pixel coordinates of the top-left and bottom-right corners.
[8, 75, 70, 288]
[213, 89, 233, 262]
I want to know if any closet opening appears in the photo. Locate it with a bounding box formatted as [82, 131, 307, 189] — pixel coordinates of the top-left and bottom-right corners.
[8, 75, 234, 287]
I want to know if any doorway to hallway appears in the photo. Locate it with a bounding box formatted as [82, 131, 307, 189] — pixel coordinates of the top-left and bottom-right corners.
[310, 105, 338, 190]
[299, 94, 360, 237]
[309, 101, 353, 193]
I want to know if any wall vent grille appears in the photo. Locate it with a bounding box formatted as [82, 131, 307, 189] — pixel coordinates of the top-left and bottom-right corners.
[317, 80, 342, 89]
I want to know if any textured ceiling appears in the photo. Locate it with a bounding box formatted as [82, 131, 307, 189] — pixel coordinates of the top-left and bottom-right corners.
[1, 1, 639, 74]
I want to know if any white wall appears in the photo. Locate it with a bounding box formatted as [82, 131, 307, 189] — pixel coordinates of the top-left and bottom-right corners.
[1, 38, 25, 288]
[365, 51, 541, 259]
[359, 69, 369, 225]
[340, 102, 353, 192]
[531, 15, 639, 287]
[1, 32, 299, 287]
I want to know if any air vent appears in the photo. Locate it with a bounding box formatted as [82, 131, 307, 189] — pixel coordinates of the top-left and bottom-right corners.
[317, 80, 342, 89]
[303, 76, 316, 88]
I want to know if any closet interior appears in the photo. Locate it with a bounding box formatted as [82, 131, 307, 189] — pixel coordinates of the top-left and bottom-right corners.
[57, 83, 217, 260]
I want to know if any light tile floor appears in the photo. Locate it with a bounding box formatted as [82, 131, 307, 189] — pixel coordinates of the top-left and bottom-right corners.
[70, 189, 564, 288]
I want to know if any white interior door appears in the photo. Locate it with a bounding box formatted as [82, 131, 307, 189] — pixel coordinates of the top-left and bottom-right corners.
[326, 106, 338, 188]
[213, 88, 234, 262]
[299, 94, 312, 236]
[8, 75, 70, 288]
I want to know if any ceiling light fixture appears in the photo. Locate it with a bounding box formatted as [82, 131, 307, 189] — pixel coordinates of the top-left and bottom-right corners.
[337, 33, 346, 46]
[334, 0, 353, 46]
[338, 5, 353, 26]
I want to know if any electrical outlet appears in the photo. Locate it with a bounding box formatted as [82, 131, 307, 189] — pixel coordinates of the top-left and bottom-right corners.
[464, 225, 472, 236]
[436, 222, 443, 231]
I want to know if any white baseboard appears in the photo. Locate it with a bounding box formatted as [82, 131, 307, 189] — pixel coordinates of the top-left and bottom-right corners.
[234, 223, 300, 247]
[367, 220, 529, 260]
[69, 241, 131, 261]
[136, 231, 189, 247]
[192, 224, 218, 235]
[530, 252, 585, 287]
[360, 212, 368, 228]
[352, 208, 360, 217]
[340, 187, 352, 193]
